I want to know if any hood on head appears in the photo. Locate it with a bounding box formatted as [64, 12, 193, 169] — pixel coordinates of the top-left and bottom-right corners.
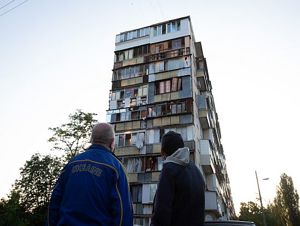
[164, 147, 190, 166]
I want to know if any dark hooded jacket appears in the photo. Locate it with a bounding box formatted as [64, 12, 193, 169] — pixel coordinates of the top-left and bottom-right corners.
[151, 147, 205, 226]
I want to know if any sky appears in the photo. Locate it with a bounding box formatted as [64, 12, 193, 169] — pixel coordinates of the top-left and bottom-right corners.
[0, 0, 299, 213]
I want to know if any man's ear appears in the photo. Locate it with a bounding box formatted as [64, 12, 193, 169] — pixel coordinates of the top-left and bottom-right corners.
[110, 139, 115, 151]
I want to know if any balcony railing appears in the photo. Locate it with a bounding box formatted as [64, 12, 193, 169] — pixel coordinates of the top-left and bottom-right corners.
[128, 172, 160, 183]
[114, 47, 191, 70]
[144, 47, 190, 63]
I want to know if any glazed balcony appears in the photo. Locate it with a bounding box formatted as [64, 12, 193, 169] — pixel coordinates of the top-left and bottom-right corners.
[199, 139, 215, 174]
[205, 191, 222, 216]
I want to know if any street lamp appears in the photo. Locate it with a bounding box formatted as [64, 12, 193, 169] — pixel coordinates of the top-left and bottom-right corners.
[255, 170, 268, 226]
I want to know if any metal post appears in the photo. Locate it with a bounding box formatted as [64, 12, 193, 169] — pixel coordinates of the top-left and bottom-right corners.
[255, 170, 267, 226]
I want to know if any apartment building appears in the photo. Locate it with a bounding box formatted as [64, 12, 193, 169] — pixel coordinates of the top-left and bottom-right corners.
[106, 16, 235, 225]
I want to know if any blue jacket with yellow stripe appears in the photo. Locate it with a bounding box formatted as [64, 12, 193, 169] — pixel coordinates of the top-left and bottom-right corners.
[47, 144, 133, 226]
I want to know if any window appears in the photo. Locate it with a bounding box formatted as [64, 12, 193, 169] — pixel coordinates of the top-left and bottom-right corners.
[153, 26, 158, 36]
[114, 64, 149, 80]
[171, 77, 178, 92]
[156, 105, 161, 116]
[132, 30, 137, 39]
[165, 80, 171, 93]
[166, 58, 185, 71]
[125, 134, 131, 146]
[142, 184, 157, 203]
[153, 20, 181, 37]
[118, 134, 125, 147]
[162, 24, 166, 34]
[115, 45, 149, 62]
[171, 104, 177, 114]
[159, 81, 165, 94]
[167, 23, 172, 33]
[131, 185, 142, 203]
[144, 27, 150, 35]
[155, 61, 164, 72]
[110, 92, 116, 101]
[171, 20, 181, 32]
[131, 111, 140, 120]
[157, 25, 162, 36]
[120, 34, 125, 42]
[120, 90, 124, 99]
[156, 78, 182, 94]
[172, 38, 183, 49]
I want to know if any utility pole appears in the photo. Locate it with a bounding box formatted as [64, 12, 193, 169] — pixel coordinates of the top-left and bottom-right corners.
[255, 170, 267, 226]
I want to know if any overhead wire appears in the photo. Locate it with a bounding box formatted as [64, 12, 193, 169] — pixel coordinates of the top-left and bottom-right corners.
[0, 0, 29, 17]
[0, 0, 16, 10]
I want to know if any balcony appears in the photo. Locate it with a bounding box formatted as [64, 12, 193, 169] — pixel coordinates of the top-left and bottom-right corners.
[196, 95, 214, 129]
[199, 140, 215, 174]
[120, 76, 143, 87]
[205, 191, 222, 217]
[115, 146, 141, 156]
[148, 67, 191, 82]
[114, 56, 144, 69]
[196, 70, 211, 92]
[144, 47, 190, 63]
[128, 171, 161, 183]
[114, 120, 144, 132]
[199, 109, 213, 129]
[153, 91, 180, 103]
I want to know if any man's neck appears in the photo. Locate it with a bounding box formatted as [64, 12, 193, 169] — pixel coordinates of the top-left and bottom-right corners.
[92, 142, 112, 152]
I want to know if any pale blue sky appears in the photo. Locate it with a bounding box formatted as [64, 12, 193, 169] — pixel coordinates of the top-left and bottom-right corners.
[1, 0, 299, 212]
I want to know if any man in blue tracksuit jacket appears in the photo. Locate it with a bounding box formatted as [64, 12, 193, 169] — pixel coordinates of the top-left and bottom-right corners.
[47, 123, 133, 226]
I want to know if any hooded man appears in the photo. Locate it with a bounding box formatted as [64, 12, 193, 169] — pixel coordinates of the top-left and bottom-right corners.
[151, 131, 205, 226]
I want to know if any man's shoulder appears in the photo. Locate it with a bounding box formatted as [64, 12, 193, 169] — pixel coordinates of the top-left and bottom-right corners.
[71, 147, 122, 169]
[162, 162, 184, 177]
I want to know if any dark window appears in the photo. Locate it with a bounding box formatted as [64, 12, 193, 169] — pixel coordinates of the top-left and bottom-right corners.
[162, 24, 166, 34]
[125, 134, 131, 146]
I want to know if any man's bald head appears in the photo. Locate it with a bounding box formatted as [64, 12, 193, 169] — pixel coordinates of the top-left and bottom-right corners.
[91, 123, 115, 150]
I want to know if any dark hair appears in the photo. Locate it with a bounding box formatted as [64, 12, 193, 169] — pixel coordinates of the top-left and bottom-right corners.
[161, 131, 184, 156]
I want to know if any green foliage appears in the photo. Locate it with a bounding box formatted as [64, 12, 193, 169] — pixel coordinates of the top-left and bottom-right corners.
[273, 173, 300, 226]
[239, 201, 263, 226]
[1, 110, 97, 224]
[12, 153, 63, 225]
[14, 153, 62, 211]
[0, 191, 30, 226]
[239, 173, 300, 226]
[239, 201, 285, 226]
[48, 109, 97, 161]
[266, 202, 285, 226]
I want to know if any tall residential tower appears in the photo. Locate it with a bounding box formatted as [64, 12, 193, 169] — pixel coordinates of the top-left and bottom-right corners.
[106, 16, 235, 225]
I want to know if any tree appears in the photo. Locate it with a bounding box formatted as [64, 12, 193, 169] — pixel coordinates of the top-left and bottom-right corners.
[239, 201, 263, 226]
[239, 201, 279, 226]
[0, 191, 30, 226]
[13, 153, 63, 225]
[267, 202, 285, 226]
[273, 173, 300, 226]
[48, 109, 97, 161]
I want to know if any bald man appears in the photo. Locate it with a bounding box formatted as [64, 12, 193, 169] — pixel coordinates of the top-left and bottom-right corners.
[47, 123, 133, 226]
